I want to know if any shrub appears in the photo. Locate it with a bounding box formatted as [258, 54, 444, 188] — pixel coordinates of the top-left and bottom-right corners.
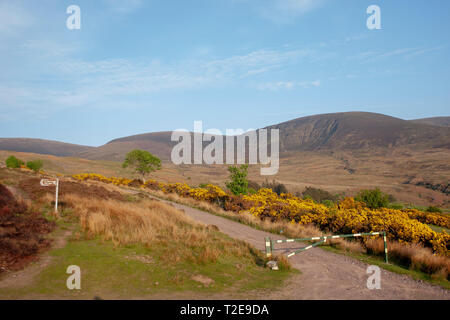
[302, 187, 338, 203]
[355, 188, 390, 209]
[225, 165, 249, 195]
[426, 206, 442, 214]
[247, 180, 261, 191]
[262, 180, 288, 195]
[5, 156, 23, 169]
[26, 160, 43, 172]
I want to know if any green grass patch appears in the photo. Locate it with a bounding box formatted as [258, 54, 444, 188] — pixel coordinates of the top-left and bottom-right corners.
[1, 234, 291, 299]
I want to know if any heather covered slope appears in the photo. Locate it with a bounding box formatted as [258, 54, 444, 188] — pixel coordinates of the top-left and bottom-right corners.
[409, 117, 450, 128]
[0, 138, 94, 157]
[265, 112, 450, 152]
[0, 112, 449, 161]
[77, 131, 174, 161]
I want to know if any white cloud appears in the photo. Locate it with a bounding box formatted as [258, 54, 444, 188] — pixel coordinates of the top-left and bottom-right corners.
[53, 47, 316, 95]
[0, 45, 325, 119]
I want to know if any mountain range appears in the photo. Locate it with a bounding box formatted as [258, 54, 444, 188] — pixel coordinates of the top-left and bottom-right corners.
[1, 112, 449, 161]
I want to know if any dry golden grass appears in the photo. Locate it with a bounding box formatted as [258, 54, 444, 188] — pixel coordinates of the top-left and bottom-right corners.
[365, 238, 450, 280]
[63, 193, 267, 266]
[147, 189, 324, 238]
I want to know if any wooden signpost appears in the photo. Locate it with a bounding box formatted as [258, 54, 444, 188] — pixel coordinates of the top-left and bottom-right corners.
[40, 178, 59, 213]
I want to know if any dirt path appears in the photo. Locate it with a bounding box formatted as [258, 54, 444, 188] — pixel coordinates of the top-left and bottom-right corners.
[155, 197, 449, 300]
[0, 229, 72, 289]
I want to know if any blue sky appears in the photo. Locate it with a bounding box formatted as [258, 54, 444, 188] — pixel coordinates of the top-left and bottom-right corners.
[0, 0, 449, 146]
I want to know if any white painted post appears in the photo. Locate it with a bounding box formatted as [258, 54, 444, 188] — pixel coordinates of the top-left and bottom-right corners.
[40, 178, 59, 214]
[55, 178, 59, 213]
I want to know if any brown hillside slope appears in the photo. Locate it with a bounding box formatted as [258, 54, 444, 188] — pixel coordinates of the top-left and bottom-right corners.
[0, 138, 93, 157]
[0, 112, 449, 161]
[409, 116, 450, 127]
[265, 112, 450, 152]
[76, 112, 450, 161]
[77, 131, 174, 161]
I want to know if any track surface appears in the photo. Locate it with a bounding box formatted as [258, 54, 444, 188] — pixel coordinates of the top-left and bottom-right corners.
[159, 198, 449, 300]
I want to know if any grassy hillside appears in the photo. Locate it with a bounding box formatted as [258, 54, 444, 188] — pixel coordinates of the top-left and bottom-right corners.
[0, 168, 291, 299]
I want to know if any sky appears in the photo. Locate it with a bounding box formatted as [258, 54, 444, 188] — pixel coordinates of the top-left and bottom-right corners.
[0, 0, 449, 146]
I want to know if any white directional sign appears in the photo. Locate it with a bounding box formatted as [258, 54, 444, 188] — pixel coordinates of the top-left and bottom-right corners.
[40, 179, 57, 187]
[40, 178, 59, 213]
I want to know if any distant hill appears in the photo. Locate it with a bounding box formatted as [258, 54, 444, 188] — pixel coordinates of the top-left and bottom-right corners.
[0, 138, 93, 157]
[77, 132, 175, 161]
[265, 112, 450, 152]
[409, 116, 450, 127]
[0, 112, 449, 160]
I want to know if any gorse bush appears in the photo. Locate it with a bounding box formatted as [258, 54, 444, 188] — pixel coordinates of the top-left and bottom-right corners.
[5, 156, 24, 169]
[72, 173, 450, 256]
[355, 188, 391, 209]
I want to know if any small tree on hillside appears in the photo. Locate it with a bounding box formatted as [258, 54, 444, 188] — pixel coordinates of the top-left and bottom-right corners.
[26, 160, 43, 172]
[122, 150, 161, 183]
[225, 164, 249, 195]
[6, 156, 24, 168]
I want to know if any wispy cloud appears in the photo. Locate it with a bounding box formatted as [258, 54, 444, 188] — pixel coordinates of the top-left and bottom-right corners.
[256, 79, 320, 91]
[348, 46, 445, 63]
[404, 45, 445, 58]
[53, 47, 318, 94]
[0, 46, 322, 120]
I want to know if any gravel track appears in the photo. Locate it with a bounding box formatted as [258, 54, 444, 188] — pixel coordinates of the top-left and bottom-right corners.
[160, 198, 449, 300]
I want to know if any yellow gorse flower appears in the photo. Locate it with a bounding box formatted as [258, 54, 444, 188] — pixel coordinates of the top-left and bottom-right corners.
[72, 173, 449, 255]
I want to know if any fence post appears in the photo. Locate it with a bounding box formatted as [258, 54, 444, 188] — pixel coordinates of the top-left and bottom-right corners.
[55, 178, 59, 214]
[383, 231, 388, 263]
[265, 237, 272, 258]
